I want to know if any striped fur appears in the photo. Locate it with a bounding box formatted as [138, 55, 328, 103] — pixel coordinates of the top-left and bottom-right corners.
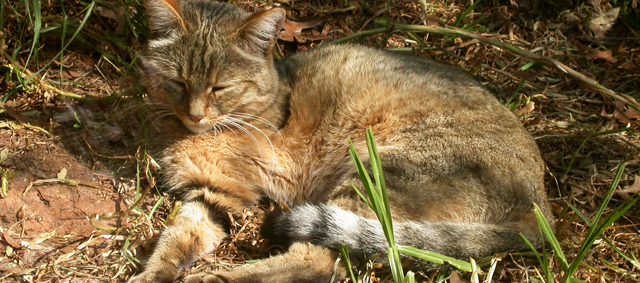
[129, 1, 554, 282]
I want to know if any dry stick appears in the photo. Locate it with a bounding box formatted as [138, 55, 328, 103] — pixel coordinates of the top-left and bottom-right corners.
[22, 178, 107, 196]
[82, 134, 133, 160]
[373, 20, 640, 120]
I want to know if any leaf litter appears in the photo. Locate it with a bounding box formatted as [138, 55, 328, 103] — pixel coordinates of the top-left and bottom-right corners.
[0, 0, 639, 282]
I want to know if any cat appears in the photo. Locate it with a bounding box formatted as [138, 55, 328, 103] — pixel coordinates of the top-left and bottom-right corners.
[128, 0, 554, 282]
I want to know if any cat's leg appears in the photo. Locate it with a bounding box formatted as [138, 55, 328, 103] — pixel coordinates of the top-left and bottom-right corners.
[128, 187, 250, 283]
[183, 242, 345, 283]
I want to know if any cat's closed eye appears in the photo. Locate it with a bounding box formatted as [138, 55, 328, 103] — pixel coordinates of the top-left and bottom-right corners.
[209, 86, 225, 99]
[211, 86, 225, 94]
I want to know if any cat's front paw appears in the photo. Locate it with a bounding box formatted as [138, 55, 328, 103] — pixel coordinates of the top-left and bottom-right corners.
[183, 273, 228, 283]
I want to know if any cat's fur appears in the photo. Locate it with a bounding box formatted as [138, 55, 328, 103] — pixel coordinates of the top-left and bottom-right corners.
[128, 0, 554, 282]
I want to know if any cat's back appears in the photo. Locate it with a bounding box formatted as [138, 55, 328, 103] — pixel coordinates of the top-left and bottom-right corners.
[277, 44, 529, 145]
[279, 44, 492, 103]
[275, 44, 546, 217]
[278, 44, 523, 133]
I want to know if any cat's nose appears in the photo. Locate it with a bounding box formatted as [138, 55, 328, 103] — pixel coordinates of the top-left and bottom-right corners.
[188, 114, 204, 123]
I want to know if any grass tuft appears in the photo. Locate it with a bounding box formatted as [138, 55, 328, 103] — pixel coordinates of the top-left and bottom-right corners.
[348, 128, 475, 282]
[524, 162, 640, 282]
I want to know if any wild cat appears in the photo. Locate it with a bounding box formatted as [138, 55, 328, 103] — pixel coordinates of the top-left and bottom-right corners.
[128, 0, 554, 282]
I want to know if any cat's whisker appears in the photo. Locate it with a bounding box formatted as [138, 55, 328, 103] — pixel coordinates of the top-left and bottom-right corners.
[223, 118, 262, 156]
[142, 109, 175, 126]
[228, 113, 284, 147]
[135, 111, 178, 138]
[228, 113, 279, 132]
[227, 117, 277, 163]
[206, 125, 221, 148]
[218, 122, 238, 139]
[147, 112, 177, 129]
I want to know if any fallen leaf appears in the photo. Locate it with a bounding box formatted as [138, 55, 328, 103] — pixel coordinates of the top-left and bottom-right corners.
[617, 62, 635, 70]
[0, 230, 22, 249]
[449, 271, 466, 283]
[580, 46, 618, 63]
[514, 101, 535, 116]
[601, 101, 640, 123]
[21, 230, 56, 248]
[616, 175, 640, 199]
[279, 20, 329, 43]
[57, 168, 67, 180]
[63, 66, 91, 79]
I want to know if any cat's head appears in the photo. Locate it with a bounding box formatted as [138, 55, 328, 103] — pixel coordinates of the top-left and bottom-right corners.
[140, 0, 285, 133]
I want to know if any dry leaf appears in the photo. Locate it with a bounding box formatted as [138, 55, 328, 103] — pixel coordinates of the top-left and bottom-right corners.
[279, 20, 329, 43]
[617, 62, 635, 70]
[601, 101, 640, 123]
[581, 46, 618, 63]
[514, 101, 535, 116]
[616, 175, 640, 199]
[0, 230, 22, 249]
[64, 66, 91, 79]
[449, 271, 466, 283]
[57, 168, 67, 180]
[21, 230, 56, 248]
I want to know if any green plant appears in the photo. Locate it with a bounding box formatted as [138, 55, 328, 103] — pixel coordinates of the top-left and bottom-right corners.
[347, 128, 475, 283]
[523, 163, 640, 283]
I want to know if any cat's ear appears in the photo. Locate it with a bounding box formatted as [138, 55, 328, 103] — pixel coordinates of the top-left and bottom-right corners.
[137, 55, 159, 76]
[237, 8, 286, 55]
[145, 0, 187, 36]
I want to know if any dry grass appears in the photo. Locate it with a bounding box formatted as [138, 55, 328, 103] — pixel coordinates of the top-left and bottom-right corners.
[0, 0, 638, 282]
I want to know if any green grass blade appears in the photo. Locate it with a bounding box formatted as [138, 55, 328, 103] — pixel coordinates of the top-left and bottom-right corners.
[452, 0, 482, 27]
[565, 200, 592, 225]
[404, 271, 415, 283]
[0, 0, 4, 31]
[365, 128, 395, 245]
[398, 246, 475, 272]
[26, 1, 96, 85]
[520, 61, 537, 71]
[462, 14, 488, 30]
[350, 130, 406, 282]
[339, 243, 358, 283]
[348, 139, 377, 203]
[520, 233, 554, 283]
[148, 196, 164, 219]
[591, 163, 625, 227]
[25, 0, 42, 69]
[533, 203, 569, 272]
[601, 236, 640, 269]
[351, 184, 373, 210]
[388, 246, 404, 283]
[563, 163, 627, 280]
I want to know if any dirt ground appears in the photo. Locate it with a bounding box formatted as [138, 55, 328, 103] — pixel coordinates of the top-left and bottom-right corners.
[1, 0, 639, 282]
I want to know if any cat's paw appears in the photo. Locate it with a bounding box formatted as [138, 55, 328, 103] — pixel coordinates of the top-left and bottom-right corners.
[183, 273, 228, 283]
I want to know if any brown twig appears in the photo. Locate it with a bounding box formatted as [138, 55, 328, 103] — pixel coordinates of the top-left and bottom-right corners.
[22, 178, 107, 196]
[82, 134, 133, 160]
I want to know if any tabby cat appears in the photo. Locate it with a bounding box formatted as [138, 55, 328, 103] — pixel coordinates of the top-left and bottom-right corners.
[128, 0, 554, 282]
